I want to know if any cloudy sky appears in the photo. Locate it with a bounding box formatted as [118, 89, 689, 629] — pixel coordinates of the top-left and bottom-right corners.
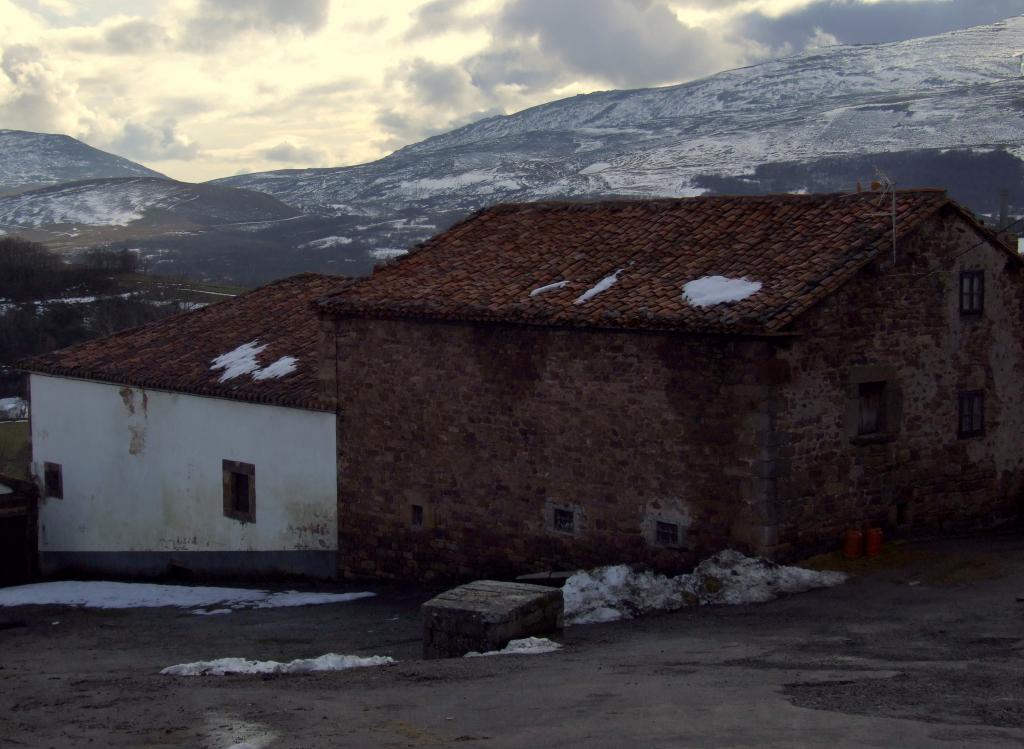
[1, 0, 1021, 182]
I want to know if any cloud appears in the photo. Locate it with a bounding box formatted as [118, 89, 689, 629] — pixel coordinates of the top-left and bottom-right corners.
[182, 0, 331, 51]
[0, 44, 99, 136]
[734, 0, 1024, 51]
[401, 58, 477, 107]
[404, 0, 479, 40]
[471, 0, 736, 91]
[261, 141, 330, 164]
[108, 120, 202, 161]
[101, 18, 172, 54]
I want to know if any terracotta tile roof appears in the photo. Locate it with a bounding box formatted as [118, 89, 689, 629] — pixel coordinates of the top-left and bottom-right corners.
[318, 190, 988, 334]
[21, 273, 341, 411]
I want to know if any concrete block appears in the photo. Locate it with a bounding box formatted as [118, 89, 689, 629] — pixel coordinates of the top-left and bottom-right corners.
[422, 580, 563, 659]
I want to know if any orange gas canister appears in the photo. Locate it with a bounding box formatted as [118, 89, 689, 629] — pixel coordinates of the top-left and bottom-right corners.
[865, 527, 884, 557]
[843, 529, 864, 559]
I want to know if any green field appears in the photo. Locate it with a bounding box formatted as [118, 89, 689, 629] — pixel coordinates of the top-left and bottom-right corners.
[0, 420, 30, 480]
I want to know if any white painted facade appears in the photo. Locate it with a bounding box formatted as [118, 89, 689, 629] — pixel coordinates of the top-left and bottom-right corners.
[30, 374, 337, 562]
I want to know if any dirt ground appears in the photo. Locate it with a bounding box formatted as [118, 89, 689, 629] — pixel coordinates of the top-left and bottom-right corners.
[2, 533, 1024, 749]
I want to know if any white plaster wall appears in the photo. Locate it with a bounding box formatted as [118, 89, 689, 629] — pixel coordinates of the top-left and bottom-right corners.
[30, 374, 337, 553]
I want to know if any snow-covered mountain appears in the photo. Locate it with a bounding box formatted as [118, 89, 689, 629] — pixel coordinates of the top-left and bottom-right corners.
[0, 130, 165, 195]
[214, 15, 1024, 268]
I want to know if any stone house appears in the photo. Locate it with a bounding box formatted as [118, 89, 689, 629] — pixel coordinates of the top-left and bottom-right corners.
[315, 190, 1024, 581]
[21, 190, 1024, 582]
[21, 274, 339, 578]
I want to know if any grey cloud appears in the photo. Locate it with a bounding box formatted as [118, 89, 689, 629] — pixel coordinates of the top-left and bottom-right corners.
[374, 105, 503, 152]
[405, 0, 479, 40]
[108, 120, 202, 161]
[734, 0, 1024, 52]
[183, 0, 330, 51]
[402, 59, 476, 107]
[0, 44, 94, 135]
[102, 19, 172, 54]
[262, 142, 329, 164]
[472, 0, 732, 91]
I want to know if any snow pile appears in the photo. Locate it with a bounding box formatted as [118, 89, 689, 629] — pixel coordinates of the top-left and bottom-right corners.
[162, 653, 395, 676]
[0, 396, 28, 421]
[251, 356, 297, 381]
[211, 340, 267, 382]
[574, 269, 622, 305]
[0, 581, 375, 611]
[563, 550, 845, 625]
[369, 248, 408, 260]
[465, 637, 562, 657]
[530, 280, 569, 297]
[682, 276, 762, 307]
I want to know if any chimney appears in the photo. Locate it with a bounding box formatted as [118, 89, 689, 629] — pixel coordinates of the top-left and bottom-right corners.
[999, 188, 1010, 231]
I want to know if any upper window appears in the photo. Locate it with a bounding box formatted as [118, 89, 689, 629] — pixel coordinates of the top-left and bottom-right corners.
[958, 390, 985, 438]
[43, 461, 63, 499]
[655, 521, 680, 547]
[858, 381, 887, 436]
[222, 459, 255, 523]
[959, 270, 984, 316]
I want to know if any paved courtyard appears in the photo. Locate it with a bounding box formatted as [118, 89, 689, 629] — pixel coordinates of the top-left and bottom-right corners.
[2, 533, 1023, 748]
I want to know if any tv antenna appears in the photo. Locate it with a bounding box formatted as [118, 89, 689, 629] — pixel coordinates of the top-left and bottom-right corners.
[867, 168, 897, 265]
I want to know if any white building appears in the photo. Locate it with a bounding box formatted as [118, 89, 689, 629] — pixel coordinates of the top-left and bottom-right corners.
[22, 273, 340, 579]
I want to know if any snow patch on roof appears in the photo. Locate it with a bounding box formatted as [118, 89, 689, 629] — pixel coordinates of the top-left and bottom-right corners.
[211, 340, 266, 382]
[530, 280, 569, 297]
[682, 276, 762, 307]
[161, 653, 395, 676]
[574, 269, 622, 305]
[252, 356, 297, 381]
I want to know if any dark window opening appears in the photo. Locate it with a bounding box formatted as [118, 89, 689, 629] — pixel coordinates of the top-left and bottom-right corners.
[411, 504, 424, 528]
[896, 501, 909, 526]
[222, 460, 255, 523]
[958, 390, 985, 438]
[43, 462, 62, 499]
[960, 270, 984, 315]
[655, 521, 680, 547]
[553, 508, 575, 534]
[858, 381, 887, 436]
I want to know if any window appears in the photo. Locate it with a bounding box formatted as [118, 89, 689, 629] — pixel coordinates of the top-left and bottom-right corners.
[222, 460, 255, 523]
[411, 504, 424, 529]
[960, 270, 984, 315]
[858, 381, 887, 436]
[552, 508, 575, 534]
[958, 390, 984, 438]
[43, 462, 62, 499]
[655, 521, 680, 547]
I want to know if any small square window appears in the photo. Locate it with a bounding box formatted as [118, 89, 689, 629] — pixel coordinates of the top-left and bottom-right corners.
[222, 459, 255, 523]
[43, 461, 62, 499]
[552, 508, 575, 534]
[858, 381, 886, 436]
[958, 390, 984, 438]
[655, 521, 679, 547]
[959, 271, 984, 315]
[411, 504, 424, 528]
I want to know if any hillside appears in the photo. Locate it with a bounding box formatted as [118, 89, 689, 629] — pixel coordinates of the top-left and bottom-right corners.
[213, 15, 1024, 272]
[0, 130, 166, 196]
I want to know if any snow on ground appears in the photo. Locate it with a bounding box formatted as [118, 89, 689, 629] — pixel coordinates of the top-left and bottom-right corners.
[682, 276, 762, 307]
[369, 248, 408, 260]
[0, 396, 28, 421]
[579, 162, 611, 175]
[161, 653, 395, 676]
[211, 340, 266, 382]
[251, 356, 297, 381]
[574, 269, 622, 305]
[563, 550, 846, 625]
[530, 280, 569, 297]
[465, 637, 562, 657]
[300, 236, 353, 249]
[0, 581, 375, 612]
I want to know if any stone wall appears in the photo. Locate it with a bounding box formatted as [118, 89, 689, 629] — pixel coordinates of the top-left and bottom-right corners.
[769, 210, 1024, 554]
[329, 318, 773, 581]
